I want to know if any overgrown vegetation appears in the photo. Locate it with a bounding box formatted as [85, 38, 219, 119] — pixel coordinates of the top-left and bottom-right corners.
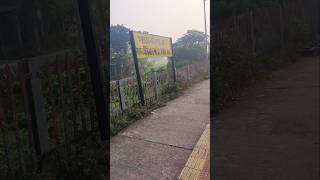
[212, 0, 315, 113]
[27, 134, 107, 180]
[110, 81, 190, 136]
[1, 0, 316, 178]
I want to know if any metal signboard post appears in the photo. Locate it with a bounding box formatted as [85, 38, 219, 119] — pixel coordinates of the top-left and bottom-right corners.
[77, 0, 108, 141]
[129, 31, 175, 106]
[129, 31, 145, 106]
[170, 38, 177, 82]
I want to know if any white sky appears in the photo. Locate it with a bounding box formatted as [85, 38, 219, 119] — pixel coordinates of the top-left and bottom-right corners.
[110, 0, 210, 42]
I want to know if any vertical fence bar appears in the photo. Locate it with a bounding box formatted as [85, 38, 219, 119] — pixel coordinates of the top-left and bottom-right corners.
[50, 60, 60, 146]
[171, 57, 177, 83]
[279, 3, 285, 55]
[22, 60, 50, 171]
[117, 80, 126, 113]
[18, 62, 37, 173]
[245, 12, 251, 54]
[187, 64, 190, 82]
[65, 57, 74, 141]
[5, 65, 25, 176]
[0, 96, 12, 176]
[58, 57, 68, 146]
[170, 38, 177, 83]
[76, 63, 86, 133]
[249, 9, 256, 56]
[84, 60, 96, 132]
[152, 71, 158, 100]
[70, 62, 79, 138]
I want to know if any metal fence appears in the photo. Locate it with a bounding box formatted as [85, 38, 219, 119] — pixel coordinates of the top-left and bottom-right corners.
[110, 62, 209, 120]
[213, 0, 315, 57]
[0, 49, 100, 178]
[0, 49, 209, 178]
[0, 61, 34, 177]
[211, 0, 316, 112]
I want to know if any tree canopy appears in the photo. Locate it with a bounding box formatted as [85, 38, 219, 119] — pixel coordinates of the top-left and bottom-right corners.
[110, 24, 130, 53]
[173, 30, 208, 67]
[109, 25, 210, 79]
[110, 24, 134, 80]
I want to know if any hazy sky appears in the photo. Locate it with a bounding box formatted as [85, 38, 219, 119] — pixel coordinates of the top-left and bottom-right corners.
[110, 0, 210, 42]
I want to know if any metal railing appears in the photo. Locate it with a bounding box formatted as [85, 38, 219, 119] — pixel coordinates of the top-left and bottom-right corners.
[0, 49, 209, 178]
[110, 62, 209, 120]
[0, 50, 99, 178]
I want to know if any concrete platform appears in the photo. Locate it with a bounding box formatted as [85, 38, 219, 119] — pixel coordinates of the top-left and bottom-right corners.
[110, 80, 210, 179]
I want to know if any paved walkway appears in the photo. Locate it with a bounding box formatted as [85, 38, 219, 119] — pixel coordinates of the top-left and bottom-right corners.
[212, 57, 319, 179]
[110, 80, 210, 179]
[179, 124, 210, 180]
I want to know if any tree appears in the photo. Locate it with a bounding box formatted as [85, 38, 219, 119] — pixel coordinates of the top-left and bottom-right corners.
[172, 30, 208, 67]
[110, 24, 134, 80]
[110, 24, 130, 52]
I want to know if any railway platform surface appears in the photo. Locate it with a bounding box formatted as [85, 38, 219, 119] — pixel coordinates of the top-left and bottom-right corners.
[212, 57, 319, 179]
[110, 80, 210, 179]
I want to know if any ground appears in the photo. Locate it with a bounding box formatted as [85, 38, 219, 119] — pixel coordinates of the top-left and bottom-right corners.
[212, 57, 319, 179]
[109, 56, 319, 180]
[110, 80, 210, 179]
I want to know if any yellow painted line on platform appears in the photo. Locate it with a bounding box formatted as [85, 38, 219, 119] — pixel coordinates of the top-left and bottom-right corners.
[178, 124, 210, 180]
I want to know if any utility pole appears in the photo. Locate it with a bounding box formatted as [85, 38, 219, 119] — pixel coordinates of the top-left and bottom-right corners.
[203, 0, 208, 62]
[203, 0, 210, 76]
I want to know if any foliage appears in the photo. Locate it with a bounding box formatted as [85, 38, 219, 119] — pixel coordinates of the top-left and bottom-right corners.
[29, 135, 107, 180]
[173, 30, 208, 65]
[110, 49, 134, 80]
[110, 24, 130, 52]
[110, 25, 135, 80]
[110, 82, 188, 136]
[212, 0, 313, 113]
[111, 103, 161, 136]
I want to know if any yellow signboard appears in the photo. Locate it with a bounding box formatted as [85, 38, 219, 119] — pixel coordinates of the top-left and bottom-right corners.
[132, 31, 173, 59]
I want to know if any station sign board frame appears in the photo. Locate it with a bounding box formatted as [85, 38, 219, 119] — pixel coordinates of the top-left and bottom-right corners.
[129, 31, 176, 106]
[131, 31, 173, 59]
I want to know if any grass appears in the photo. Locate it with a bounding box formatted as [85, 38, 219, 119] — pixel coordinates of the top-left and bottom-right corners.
[25, 133, 108, 180]
[211, 42, 304, 114]
[110, 79, 205, 136]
